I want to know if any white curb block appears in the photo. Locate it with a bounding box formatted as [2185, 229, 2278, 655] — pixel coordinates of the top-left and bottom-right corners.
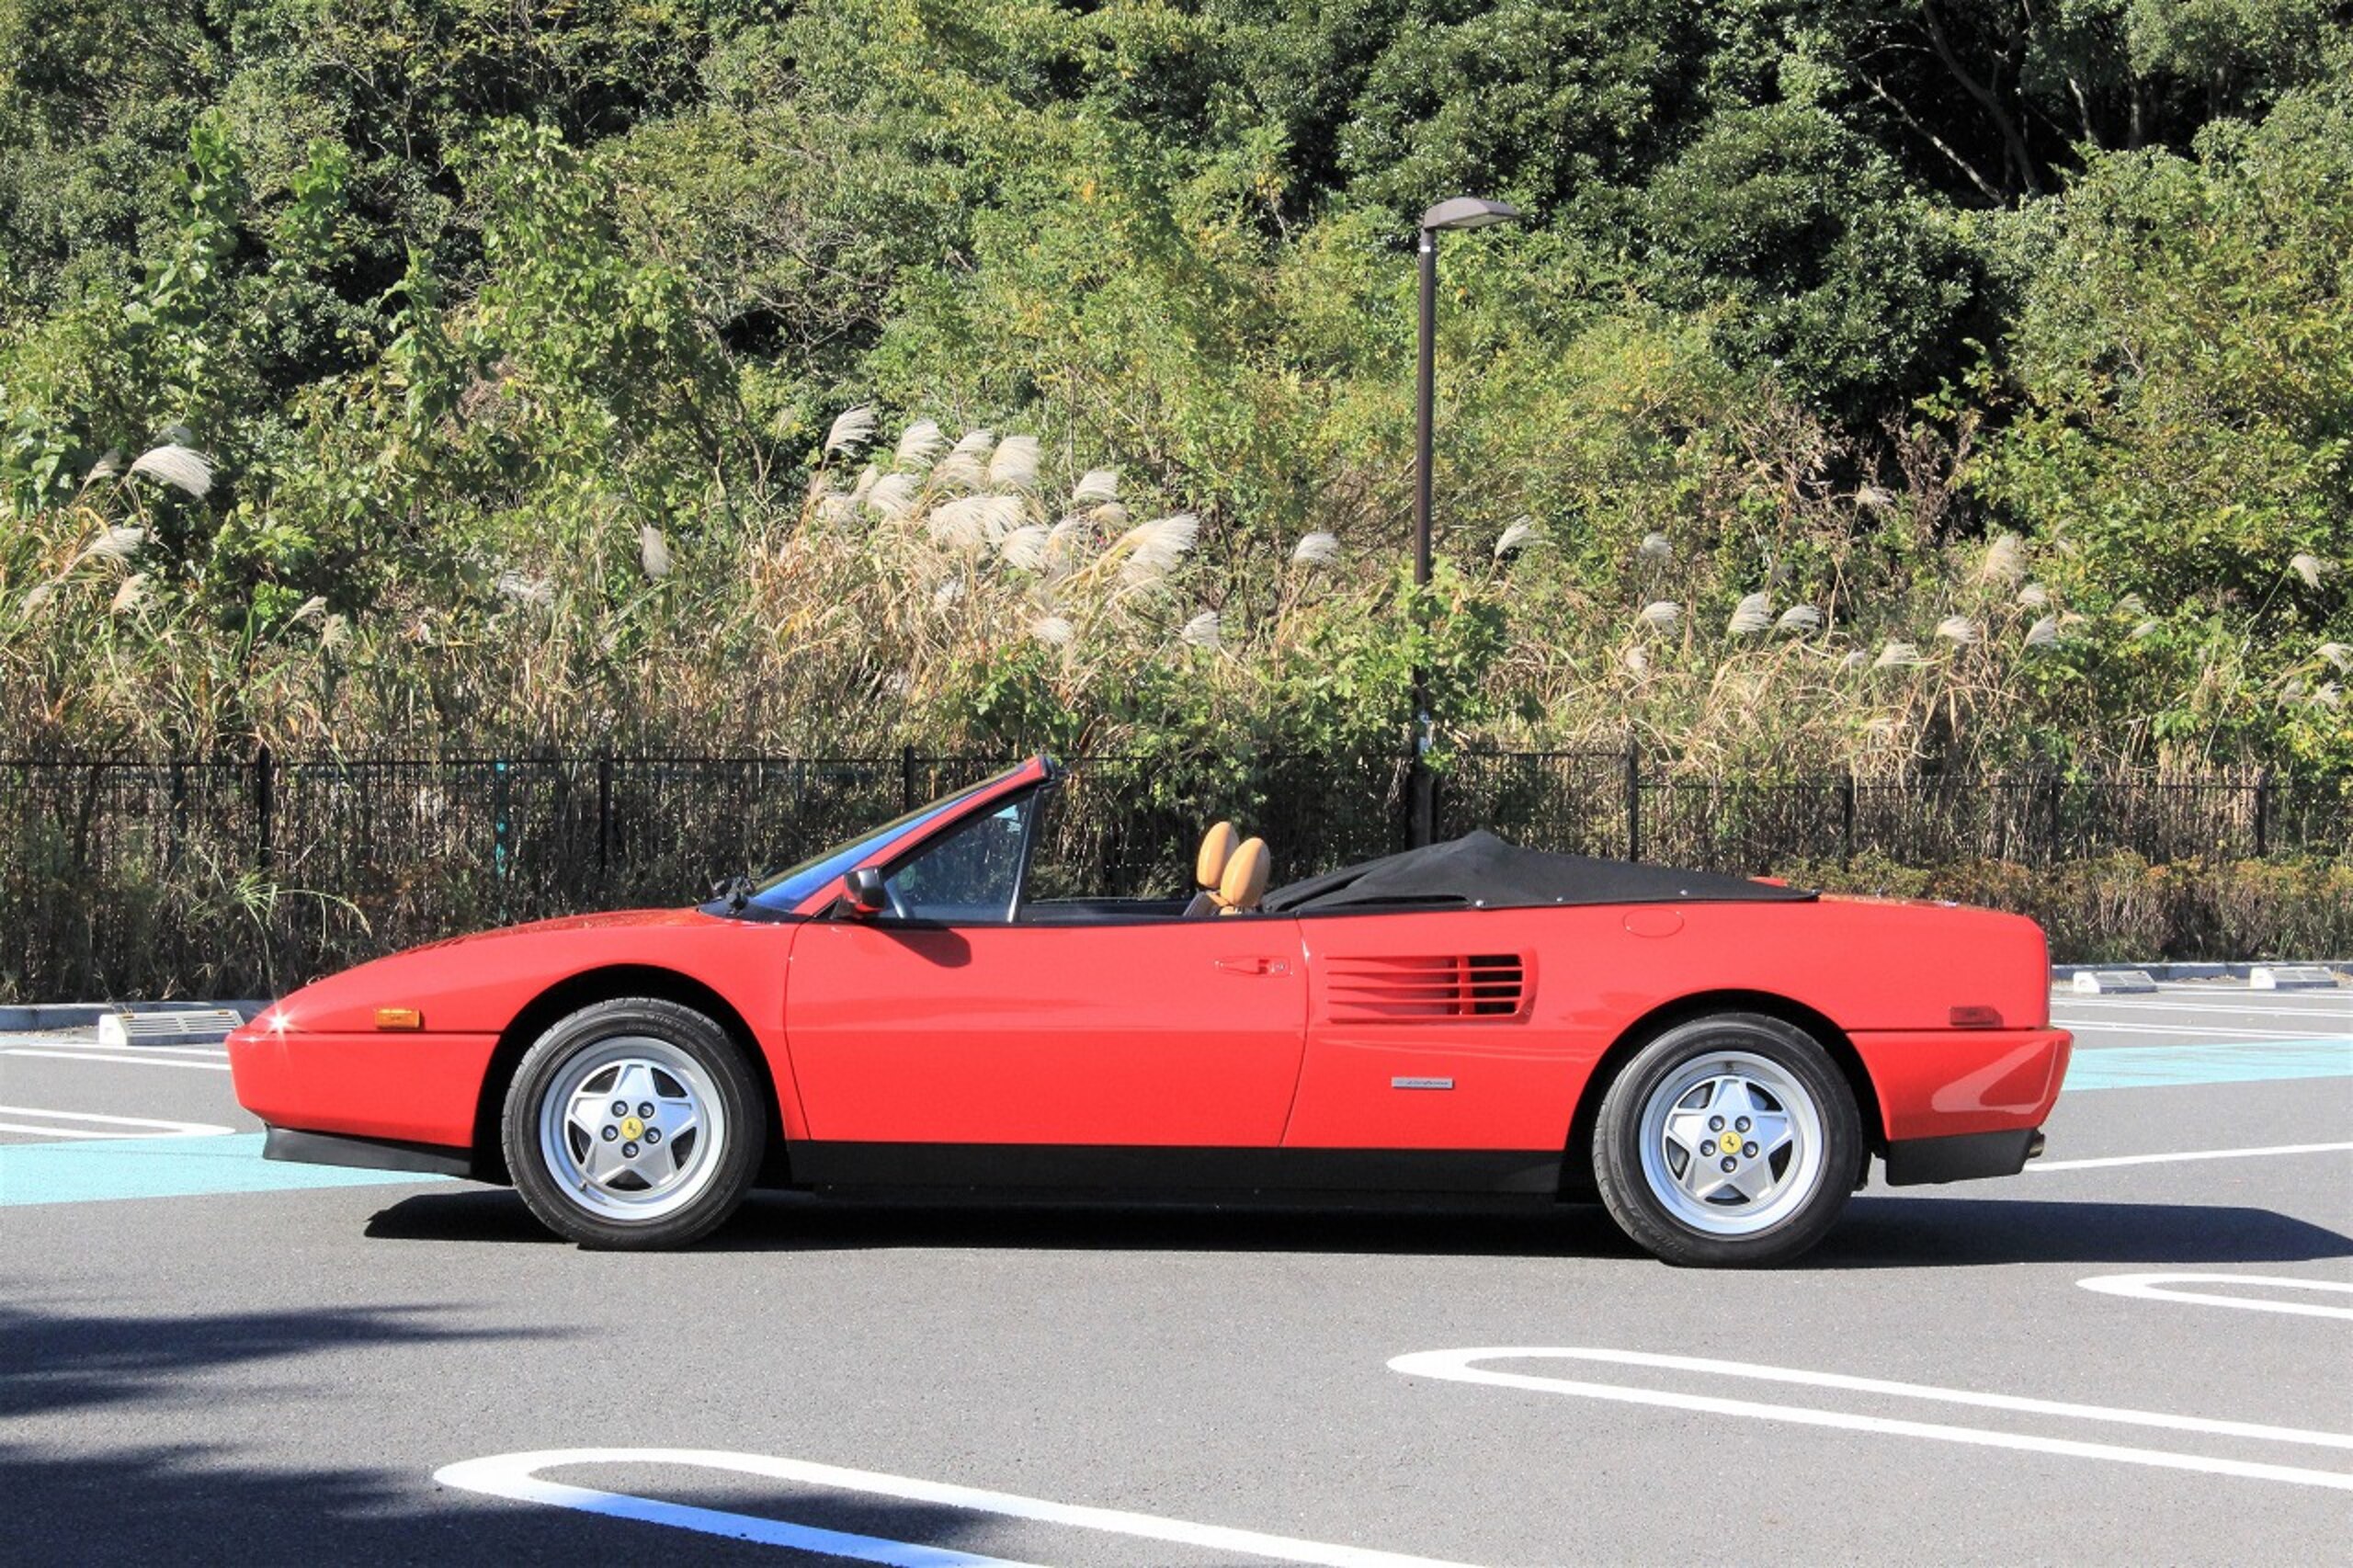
[2070, 969, 2160, 994]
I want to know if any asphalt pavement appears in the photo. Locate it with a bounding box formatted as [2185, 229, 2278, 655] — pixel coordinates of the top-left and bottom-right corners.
[6, 983, 2350, 1565]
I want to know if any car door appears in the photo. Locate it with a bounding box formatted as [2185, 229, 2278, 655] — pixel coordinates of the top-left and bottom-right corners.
[783, 794, 1309, 1148]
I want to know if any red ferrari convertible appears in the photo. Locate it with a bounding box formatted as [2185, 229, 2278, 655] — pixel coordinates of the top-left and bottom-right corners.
[229, 756, 2070, 1266]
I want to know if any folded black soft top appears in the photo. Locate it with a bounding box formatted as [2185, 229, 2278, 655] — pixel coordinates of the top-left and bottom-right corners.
[1261, 830, 1817, 913]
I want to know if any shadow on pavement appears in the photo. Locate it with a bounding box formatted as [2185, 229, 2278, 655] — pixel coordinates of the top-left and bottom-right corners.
[1814, 1195, 2353, 1268]
[7, 1302, 1064, 1565]
[0, 1301, 549, 1421]
[362, 1187, 2351, 1267]
[8, 1440, 1029, 1566]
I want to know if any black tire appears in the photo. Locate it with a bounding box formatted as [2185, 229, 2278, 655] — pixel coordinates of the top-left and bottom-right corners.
[1592, 1012, 1861, 1267]
[501, 997, 765, 1249]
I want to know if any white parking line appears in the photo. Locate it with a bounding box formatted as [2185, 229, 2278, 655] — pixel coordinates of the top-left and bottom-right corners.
[0, 1049, 230, 1072]
[0, 1105, 233, 1139]
[2053, 1020, 2346, 1040]
[2079, 1274, 2353, 1322]
[2057, 1001, 2351, 1019]
[1390, 1347, 2353, 1492]
[2029, 1141, 2353, 1172]
[436, 1449, 1482, 1568]
[5, 1040, 230, 1059]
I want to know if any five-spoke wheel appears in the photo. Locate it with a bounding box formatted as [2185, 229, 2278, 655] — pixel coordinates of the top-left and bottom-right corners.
[1594, 1013, 1860, 1267]
[504, 998, 764, 1248]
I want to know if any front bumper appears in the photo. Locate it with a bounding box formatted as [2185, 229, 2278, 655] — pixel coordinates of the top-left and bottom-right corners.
[263, 1126, 476, 1178]
[227, 1025, 496, 1148]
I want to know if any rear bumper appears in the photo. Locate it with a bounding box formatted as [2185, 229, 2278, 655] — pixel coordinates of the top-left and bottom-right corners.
[1883, 1126, 2045, 1186]
[1850, 1026, 2073, 1142]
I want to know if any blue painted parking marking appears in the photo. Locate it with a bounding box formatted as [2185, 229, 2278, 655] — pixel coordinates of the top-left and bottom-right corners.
[0, 1131, 450, 1207]
[2065, 1039, 2353, 1092]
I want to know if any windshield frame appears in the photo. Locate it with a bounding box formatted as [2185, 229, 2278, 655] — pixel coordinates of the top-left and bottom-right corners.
[715, 757, 1051, 918]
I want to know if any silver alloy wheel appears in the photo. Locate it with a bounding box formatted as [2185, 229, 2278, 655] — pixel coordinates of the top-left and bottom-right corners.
[1634, 1048, 1826, 1236]
[534, 1035, 727, 1223]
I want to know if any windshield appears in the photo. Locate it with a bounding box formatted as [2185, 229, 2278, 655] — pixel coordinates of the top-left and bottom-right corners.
[739, 771, 1012, 912]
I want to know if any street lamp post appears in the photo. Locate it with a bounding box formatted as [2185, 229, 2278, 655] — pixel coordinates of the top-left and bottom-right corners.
[1410, 195, 1520, 847]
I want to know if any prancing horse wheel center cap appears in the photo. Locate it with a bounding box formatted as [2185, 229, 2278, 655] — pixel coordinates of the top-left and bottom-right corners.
[620, 1115, 644, 1141]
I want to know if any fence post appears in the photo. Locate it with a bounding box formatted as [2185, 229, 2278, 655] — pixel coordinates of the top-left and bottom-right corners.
[596, 753, 614, 876]
[2250, 770, 2269, 858]
[253, 745, 275, 868]
[491, 758, 512, 926]
[166, 756, 186, 870]
[2044, 771, 2063, 866]
[1839, 773, 1856, 868]
[901, 745, 918, 813]
[1625, 742, 1643, 862]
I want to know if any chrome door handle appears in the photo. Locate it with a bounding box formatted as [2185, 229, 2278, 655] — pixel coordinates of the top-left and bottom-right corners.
[1216, 956, 1290, 976]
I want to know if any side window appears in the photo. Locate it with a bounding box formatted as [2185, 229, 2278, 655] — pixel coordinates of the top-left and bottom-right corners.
[885, 797, 1033, 922]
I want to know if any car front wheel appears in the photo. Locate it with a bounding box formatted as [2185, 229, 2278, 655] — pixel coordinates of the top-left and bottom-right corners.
[502, 998, 764, 1249]
[1593, 1013, 1861, 1267]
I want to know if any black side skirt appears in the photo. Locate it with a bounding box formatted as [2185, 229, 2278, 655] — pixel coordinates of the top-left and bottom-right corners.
[788, 1142, 1565, 1198]
[1882, 1128, 2041, 1187]
[263, 1126, 475, 1179]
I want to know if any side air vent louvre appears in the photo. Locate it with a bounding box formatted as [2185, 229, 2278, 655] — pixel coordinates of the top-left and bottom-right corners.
[1325, 954, 1529, 1022]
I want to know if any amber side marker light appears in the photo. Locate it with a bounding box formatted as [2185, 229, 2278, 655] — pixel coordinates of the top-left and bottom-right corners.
[1949, 1006, 2003, 1028]
[375, 1007, 425, 1030]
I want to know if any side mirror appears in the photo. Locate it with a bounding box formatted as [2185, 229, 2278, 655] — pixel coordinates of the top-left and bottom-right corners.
[841, 866, 890, 918]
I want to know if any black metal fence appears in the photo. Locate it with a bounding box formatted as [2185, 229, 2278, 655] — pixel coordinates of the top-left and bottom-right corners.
[3, 749, 2345, 1001]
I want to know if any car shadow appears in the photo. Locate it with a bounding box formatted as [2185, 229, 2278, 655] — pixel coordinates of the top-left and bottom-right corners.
[1810, 1194, 2353, 1269]
[363, 1188, 2353, 1268]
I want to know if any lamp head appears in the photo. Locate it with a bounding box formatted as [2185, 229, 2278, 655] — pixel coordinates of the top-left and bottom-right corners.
[1421, 196, 1521, 232]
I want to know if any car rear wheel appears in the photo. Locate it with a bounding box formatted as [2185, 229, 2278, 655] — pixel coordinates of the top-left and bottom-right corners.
[502, 998, 764, 1249]
[1593, 1013, 1860, 1267]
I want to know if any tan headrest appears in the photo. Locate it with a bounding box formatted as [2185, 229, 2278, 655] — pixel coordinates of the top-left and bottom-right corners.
[1196, 821, 1239, 891]
[1217, 836, 1269, 915]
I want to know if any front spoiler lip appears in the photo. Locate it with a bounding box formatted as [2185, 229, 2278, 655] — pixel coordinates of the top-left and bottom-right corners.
[262, 1125, 477, 1180]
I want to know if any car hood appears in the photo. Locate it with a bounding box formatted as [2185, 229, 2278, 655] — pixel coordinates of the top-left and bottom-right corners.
[402, 907, 714, 951]
[252, 907, 733, 1035]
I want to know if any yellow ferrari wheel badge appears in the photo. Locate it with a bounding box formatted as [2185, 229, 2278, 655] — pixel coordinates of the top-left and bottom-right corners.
[620, 1115, 645, 1141]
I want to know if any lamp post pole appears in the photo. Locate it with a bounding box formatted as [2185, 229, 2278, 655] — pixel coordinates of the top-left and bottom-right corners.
[1409, 196, 1519, 848]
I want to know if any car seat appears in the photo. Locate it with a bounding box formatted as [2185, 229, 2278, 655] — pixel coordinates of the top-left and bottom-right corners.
[1216, 836, 1269, 915]
[1184, 822, 1238, 915]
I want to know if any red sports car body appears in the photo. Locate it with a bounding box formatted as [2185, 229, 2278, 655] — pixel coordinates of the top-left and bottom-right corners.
[230, 757, 2071, 1265]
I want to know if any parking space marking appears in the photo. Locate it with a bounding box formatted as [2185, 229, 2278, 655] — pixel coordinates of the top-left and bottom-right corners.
[2058, 1040, 2353, 1088]
[2056, 1020, 2348, 1040]
[2056, 1001, 2350, 1020]
[2029, 1141, 2353, 1172]
[1389, 1348, 2353, 1492]
[2079, 1274, 2353, 1322]
[436, 1449, 1483, 1568]
[0, 1131, 446, 1206]
[1, 1048, 231, 1072]
[0, 1105, 232, 1139]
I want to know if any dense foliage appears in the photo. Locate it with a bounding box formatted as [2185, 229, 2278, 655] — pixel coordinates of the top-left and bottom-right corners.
[3, 0, 2347, 775]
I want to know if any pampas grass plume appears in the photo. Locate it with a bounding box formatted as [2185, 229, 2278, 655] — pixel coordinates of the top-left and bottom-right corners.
[1292, 531, 1340, 567]
[825, 404, 877, 456]
[987, 435, 1040, 491]
[1117, 514, 1199, 585]
[894, 420, 946, 469]
[129, 444, 212, 499]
